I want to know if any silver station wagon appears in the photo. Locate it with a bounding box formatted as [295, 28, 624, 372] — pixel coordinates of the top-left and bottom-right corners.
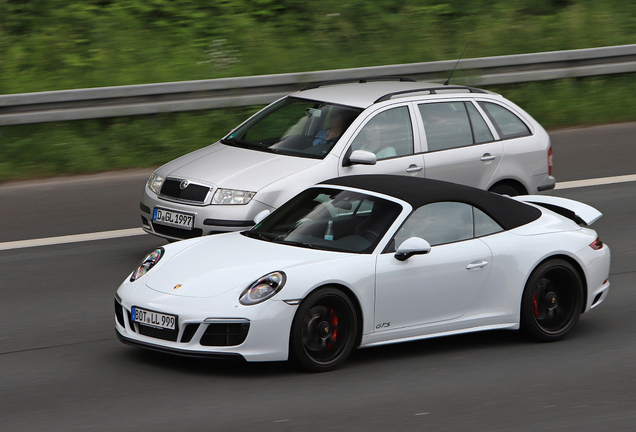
[140, 78, 555, 240]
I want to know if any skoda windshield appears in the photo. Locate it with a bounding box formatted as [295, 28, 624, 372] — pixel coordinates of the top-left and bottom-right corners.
[222, 97, 362, 159]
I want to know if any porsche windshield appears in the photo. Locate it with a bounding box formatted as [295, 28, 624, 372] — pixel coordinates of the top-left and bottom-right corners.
[222, 98, 362, 159]
[244, 188, 402, 253]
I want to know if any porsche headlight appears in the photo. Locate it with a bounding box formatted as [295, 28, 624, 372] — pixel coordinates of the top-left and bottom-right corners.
[147, 173, 165, 195]
[212, 188, 256, 205]
[130, 248, 164, 282]
[239, 271, 286, 305]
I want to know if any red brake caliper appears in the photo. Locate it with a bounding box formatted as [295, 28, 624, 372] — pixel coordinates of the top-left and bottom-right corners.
[328, 308, 338, 348]
[532, 293, 540, 318]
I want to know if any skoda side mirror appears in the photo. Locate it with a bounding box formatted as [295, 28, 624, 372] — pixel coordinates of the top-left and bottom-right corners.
[348, 150, 377, 166]
[253, 210, 270, 225]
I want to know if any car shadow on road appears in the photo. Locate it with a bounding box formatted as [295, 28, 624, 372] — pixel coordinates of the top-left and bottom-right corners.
[118, 347, 294, 377]
[113, 321, 600, 376]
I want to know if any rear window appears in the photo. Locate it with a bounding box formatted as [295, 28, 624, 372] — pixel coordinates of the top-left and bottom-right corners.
[478, 102, 531, 139]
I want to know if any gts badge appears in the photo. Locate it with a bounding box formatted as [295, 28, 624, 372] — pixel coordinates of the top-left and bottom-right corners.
[376, 322, 391, 329]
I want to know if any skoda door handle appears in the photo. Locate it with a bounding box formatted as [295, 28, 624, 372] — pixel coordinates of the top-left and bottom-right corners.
[406, 164, 423, 173]
[480, 153, 497, 162]
[466, 260, 489, 270]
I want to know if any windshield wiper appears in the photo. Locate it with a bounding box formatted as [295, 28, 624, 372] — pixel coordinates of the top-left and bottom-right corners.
[274, 239, 316, 249]
[221, 137, 278, 153]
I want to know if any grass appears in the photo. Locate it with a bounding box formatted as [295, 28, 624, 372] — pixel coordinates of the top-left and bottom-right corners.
[1, 0, 636, 181]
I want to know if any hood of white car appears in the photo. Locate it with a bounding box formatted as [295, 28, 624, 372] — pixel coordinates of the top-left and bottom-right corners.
[145, 232, 341, 298]
[161, 142, 322, 192]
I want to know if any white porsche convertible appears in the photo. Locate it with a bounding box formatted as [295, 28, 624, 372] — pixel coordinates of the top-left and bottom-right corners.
[115, 175, 610, 371]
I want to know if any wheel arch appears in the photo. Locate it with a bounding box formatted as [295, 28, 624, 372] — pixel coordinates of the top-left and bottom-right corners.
[488, 179, 528, 196]
[298, 283, 365, 348]
[530, 254, 588, 313]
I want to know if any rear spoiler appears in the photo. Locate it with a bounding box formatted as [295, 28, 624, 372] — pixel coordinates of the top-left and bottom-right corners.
[514, 195, 602, 227]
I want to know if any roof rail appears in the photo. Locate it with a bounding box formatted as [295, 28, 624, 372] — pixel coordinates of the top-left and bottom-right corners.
[374, 86, 487, 103]
[301, 76, 416, 91]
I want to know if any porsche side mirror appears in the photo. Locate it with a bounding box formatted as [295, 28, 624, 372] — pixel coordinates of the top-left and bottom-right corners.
[394, 237, 432, 261]
[253, 210, 270, 225]
[348, 150, 377, 166]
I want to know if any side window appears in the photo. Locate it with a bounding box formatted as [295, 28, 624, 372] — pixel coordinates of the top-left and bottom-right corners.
[474, 207, 503, 237]
[478, 102, 531, 139]
[419, 102, 473, 151]
[350, 106, 414, 160]
[394, 202, 474, 248]
[466, 102, 494, 144]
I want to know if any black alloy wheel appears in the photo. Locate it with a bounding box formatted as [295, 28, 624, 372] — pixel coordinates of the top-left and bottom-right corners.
[290, 287, 358, 372]
[520, 259, 584, 342]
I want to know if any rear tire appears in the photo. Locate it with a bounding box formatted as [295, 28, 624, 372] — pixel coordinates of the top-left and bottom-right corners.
[520, 259, 584, 342]
[289, 287, 358, 372]
[489, 183, 523, 196]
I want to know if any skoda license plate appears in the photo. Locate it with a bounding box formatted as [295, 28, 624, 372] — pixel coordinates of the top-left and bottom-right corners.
[131, 307, 177, 330]
[153, 207, 194, 230]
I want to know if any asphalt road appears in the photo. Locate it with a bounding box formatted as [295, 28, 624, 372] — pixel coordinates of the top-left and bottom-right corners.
[1, 123, 635, 431]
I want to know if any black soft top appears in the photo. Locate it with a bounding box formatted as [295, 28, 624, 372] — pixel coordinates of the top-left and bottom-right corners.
[320, 175, 541, 230]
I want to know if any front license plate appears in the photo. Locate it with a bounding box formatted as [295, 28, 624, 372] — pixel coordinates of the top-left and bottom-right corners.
[153, 207, 194, 230]
[131, 306, 177, 330]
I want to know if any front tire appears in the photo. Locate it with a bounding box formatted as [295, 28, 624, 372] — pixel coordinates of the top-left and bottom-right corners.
[290, 287, 358, 372]
[520, 259, 584, 342]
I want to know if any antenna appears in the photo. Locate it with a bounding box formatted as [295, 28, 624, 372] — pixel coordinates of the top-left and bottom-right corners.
[443, 45, 468, 86]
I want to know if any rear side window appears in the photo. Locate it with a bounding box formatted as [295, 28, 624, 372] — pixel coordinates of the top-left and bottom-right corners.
[466, 102, 494, 144]
[419, 102, 472, 151]
[418, 102, 494, 152]
[474, 207, 503, 237]
[478, 102, 531, 139]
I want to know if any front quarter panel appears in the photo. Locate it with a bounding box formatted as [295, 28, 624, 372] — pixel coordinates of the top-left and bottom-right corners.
[278, 254, 377, 336]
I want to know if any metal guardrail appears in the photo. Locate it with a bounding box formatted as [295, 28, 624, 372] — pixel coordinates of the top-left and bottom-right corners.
[2, 44, 636, 126]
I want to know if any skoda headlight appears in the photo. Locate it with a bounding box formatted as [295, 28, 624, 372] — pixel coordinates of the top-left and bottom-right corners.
[239, 271, 286, 305]
[147, 173, 165, 195]
[213, 188, 256, 205]
[130, 248, 164, 282]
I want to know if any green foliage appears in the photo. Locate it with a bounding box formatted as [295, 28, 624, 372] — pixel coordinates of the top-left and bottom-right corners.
[0, 107, 259, 181]
[3, 0, 636, 93]
[2, 0, 636, 181]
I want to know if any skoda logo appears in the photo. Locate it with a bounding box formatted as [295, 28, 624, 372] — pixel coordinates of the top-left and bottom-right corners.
[179, 180, 189, 190]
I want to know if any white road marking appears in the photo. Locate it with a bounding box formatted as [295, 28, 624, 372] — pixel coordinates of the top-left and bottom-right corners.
[1, 173, 635, 252]
[555, 173, 636, 190]
[0, 228, 145, 251]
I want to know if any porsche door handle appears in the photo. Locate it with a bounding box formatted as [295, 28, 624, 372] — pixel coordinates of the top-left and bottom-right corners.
[480, 153, 497, 162]
[466, 260, 489, 270]
[406, 164, 423, 173]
